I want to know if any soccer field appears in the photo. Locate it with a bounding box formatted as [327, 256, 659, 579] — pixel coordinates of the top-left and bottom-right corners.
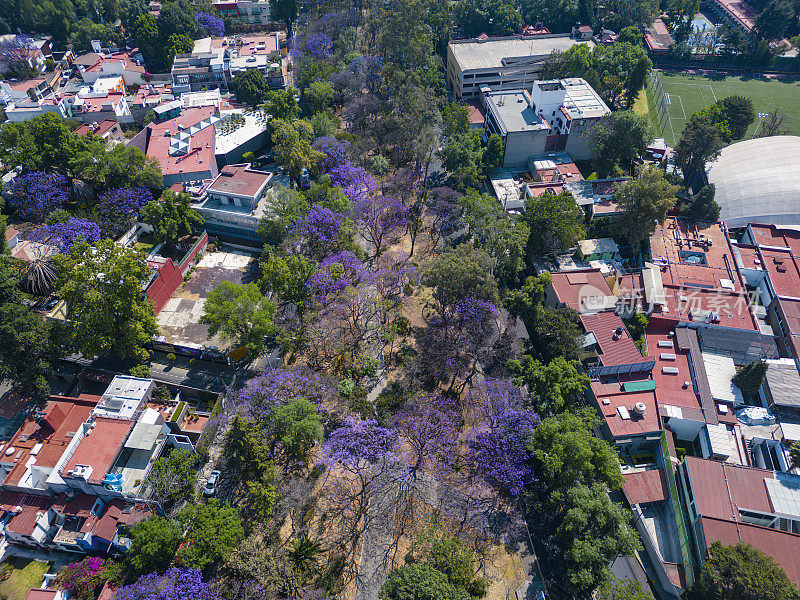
[644, 71, 800, 146]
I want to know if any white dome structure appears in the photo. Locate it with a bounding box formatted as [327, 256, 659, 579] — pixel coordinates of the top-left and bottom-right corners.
[705, 136, 800, 228]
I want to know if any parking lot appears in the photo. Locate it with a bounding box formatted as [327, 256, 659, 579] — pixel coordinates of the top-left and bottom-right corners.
[156, 247, 259, 348]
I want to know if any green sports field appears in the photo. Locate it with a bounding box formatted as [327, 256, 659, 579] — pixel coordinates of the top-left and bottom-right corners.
[642, 71, 800, 146]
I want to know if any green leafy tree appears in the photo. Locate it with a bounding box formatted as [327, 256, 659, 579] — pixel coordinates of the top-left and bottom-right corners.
[166, 33, 194, 64]
[441, 102, 470, 139]
[233, 68, 271, 108]
[441, 131, 484, 191]
[589, 110, 654, 177]
[422, 244, 499, 313]
[618, 26, 644, 45]
[126, 516, 183, 576]
[460, 190, 528, 290]
[53, 239, 158, 361]
[177, 499, 245, 570]
[557, 483, 642, 594]
[70, 142, 163, 191]
[140, 191, 204, 242]
[302, 80, 335, 116]
[507, 355, 590, 416]
[732, 360, 768, 395]
[718, 95, 756, 140]
[0, 113, 78, 174]
[224, 416, 273, 482]
[790, 442, 800, 469]
[133, 13, 164, 72]
[410, 523, 483, 592]
[503, 272, 551, 322]
[69, 18, 122, 52]
[754, 0, 794, 41]
[482, 133, 504, 173]
[454, 0, 522, 37]
[615, 166, 678, 246]
[523, 192, 585, 259]
[687, 541, 800, 600]
[264, 88, 300, 121]
[0, 303, 55, 398]
[599, 579, 654, 600]
[682, 184, 720, 222]
[270, 119, 324, 184]
[674, 115, 723, 184]
[268, 398, 323, 465]
[531, 306, 583, 362]
[528, 408, 623, 494]
[148, 449, 197, 505]
[257, 186, 309, 246]
[380, 564, 472, 600]
[270, 0, 298, 37]
[201, 281, 279, 356]
[259, 250, 317, 310]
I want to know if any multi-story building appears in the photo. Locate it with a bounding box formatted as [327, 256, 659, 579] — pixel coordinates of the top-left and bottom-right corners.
[171, 33, 285, 95]
[483, 78, 610, 167]
[213, 0, 272, 25]
[446, 34, 593, 101]
[195, 162, 273, 242]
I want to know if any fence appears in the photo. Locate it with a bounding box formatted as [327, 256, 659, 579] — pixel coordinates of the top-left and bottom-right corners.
[649, 70, 670, 138]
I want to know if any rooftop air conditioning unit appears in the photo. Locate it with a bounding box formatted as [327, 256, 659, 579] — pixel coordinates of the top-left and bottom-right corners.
[631, 402, 647, 416]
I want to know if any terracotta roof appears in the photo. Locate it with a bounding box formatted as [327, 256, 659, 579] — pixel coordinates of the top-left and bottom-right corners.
[52, 492, 98, 517]
[0, 395, 99, 488]
[138, 107, 217, 177]
[758, 247, 800, 298]
[62, 417, 135, 483]
[24, 590, 58, 600]
[747, 223, 800, 256]
[591, 380, 660, 439]
[622, 468, 669, 504]
[206, 163, 272, 198]
[548, 268, 617, 313]
[580, 311, 644, 366]
[74, 119, 119, 137]
[0, 491, 53, 535]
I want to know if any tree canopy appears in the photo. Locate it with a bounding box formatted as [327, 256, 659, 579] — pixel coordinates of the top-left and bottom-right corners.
[589, 111, 654, 177]
[177, 499, 245, 570]
[614, 166, 679, 246]
[140, 191, 204, 242]
[523, 192, 586, 259]
[53, 239, 158, 361]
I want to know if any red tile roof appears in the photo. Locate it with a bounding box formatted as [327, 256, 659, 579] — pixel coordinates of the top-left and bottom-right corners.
[206, 163, 272, 199]
[548, 268, 617, 313]
[140, 107, 217, 177]
[590, 380, 660, 439]
[580, 311, 644, 366]
[758, 247, 800, 298]
[24, 590, 58, 600]
[0, 491, 53, 535]
[622, 468, 669, 504]
[74, 119, 118, 137]
[747, 223, 800, 256]
[62, 417, 135, 484]
[0, 395, 99, 488]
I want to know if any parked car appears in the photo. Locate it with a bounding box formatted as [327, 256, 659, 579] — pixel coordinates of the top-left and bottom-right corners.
[204, 470, 220, 496]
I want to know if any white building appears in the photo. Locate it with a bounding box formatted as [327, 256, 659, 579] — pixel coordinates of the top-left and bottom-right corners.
[483, 78, 610, 167]
[446, 34, 594, 101]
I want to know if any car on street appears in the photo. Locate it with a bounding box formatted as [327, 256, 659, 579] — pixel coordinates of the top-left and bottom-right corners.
[204, 470, 220, 497]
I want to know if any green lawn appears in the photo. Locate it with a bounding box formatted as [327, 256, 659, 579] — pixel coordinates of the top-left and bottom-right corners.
[0, 559, 51, 600]
[645, 71, 800, 146]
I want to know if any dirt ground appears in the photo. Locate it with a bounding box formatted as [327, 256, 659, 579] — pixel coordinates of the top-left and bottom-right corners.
[155, 247, 260, 347]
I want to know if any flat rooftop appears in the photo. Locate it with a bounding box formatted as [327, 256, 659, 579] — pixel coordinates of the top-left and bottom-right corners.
[449, 35, 593, 71]
[747, 224, 800, 256]
[558, 77, 610, 119]
[485, 90, 546, 133]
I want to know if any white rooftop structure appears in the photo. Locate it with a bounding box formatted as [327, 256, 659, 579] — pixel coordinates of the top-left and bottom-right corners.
[706, 136, 800, 227]
[448, 36, 592, 72]
[764, 358, 800, 409]
[95, 375, 155, 419]
[702, 352, 744, 405]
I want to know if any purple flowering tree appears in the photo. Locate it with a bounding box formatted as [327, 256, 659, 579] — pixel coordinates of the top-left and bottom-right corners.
[328, 163, 376, 205]
[195, 12, 225, 37]
[97, 186, 154, 238]
[466, 407, 540, 496]
[54, 556, 117, 600]
[7, 171, 71, 222]
[466, 377, 526, 425]
[355, 196, 408, 258]
[305, 33, 333, 60]
[114, 568, 219, 600]
[319, 417, 409, 584]
[290, 206, 351, 260]
[0, 35, 36, 75]
[393, 394, 461, 478]
[30, 218, 101, 254]
[419, 297, 499, 393]
[307, 251, 369, 301]
[428, 187, 464, 247]
[313, 136, 351, 172]
[229, 367, 332, 423]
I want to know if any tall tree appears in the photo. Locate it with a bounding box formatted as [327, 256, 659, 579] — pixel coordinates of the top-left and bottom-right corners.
[0, 303, 60, 400]
[674, 115, 723, 183]
[682, 184, 720, 222]
[589, 110, 654, 177]
[177, 499, 245, 570]
[614, 166, 678, 246]
[507, 355, 590, 416]
[232, 68, 270, 108]
[270, 0, 298, 38]
[422, 244, 499, 313]
[687, 542, 800, 600]
[140, 191, 204, 242]
[524, 192, 585, 259]
[126, 517, 183, 576]
[201, 282, 279, 356]
[53, 239, 158, 361]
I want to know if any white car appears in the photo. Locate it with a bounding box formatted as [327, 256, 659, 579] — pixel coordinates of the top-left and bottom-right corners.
[204, 470, 220, 497]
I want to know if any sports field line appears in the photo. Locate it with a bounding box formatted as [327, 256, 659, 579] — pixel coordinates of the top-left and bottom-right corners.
[699, 85, 707, 108]
[676, 94, 687, 119]
[707, 85, 718, 103]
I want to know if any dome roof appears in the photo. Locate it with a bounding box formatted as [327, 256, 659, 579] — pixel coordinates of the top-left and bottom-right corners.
[706, 136, 800, 228]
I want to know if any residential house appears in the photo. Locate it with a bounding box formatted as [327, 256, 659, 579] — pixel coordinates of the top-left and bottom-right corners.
[74, 119, 125, 145]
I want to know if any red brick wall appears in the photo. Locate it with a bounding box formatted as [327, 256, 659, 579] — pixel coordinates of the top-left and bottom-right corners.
[146, 258, 183, 314]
